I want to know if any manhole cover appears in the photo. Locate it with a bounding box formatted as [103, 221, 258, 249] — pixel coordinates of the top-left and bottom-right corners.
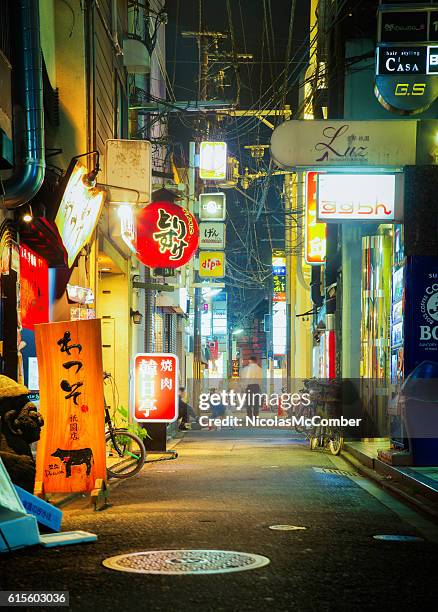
[269, 525, 307, 531]
[373, 535, 424, 542]
[102, 550, 270, 574]
[313, 467, 359, 477]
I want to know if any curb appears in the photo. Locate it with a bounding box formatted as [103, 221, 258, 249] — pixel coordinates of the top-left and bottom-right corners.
[344, 442, 438, 502]
[341, 449, 438, 521]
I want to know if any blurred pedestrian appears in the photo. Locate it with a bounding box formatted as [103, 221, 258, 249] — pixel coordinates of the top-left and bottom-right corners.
[208, 387, 226, 430]
[178, 386, 197, 430]
[241, 355, 263, 418]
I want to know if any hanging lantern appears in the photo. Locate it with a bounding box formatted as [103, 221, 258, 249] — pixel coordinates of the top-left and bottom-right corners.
[135, 201, 199, 269]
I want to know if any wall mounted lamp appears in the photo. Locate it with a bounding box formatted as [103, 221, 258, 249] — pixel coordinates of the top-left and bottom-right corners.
[130, 308, 143, 325]
[22, 204, 33, 223]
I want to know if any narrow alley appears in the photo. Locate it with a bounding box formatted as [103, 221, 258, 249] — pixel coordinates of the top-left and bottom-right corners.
[2, 429, 438, 611]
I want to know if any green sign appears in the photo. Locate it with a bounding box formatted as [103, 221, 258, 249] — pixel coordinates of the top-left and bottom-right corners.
[199, 192, 226, 221]
[375, 72, 438, 114]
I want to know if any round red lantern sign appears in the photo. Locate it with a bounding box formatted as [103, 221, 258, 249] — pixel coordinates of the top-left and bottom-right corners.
[135, 201, 199, 268]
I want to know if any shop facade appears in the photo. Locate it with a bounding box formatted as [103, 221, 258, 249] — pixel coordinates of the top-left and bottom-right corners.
[272, 117, 438, 465]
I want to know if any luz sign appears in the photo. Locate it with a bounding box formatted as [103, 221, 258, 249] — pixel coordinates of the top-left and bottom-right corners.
[270, 120, 417, 168]
[133, 353, 178, 423]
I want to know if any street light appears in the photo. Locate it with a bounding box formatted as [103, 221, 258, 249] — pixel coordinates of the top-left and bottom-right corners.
[232, 328, 243, 335]
[202, 287, 223, 298]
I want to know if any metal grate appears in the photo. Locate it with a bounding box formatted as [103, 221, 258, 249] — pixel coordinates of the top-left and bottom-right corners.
[102, 550, 270, 575]
[313, 467, 360, 477]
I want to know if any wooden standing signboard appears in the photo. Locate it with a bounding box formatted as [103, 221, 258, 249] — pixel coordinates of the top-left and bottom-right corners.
[34, 320, 106, 496]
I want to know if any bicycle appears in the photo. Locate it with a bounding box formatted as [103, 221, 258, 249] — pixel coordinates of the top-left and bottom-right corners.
[306, 380, 344, 456]
[104, 372, 147, 479]
[308, 413, 344, 455]
[291, 380, 316, 434]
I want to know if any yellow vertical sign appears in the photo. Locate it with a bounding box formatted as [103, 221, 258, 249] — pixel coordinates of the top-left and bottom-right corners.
[305, 171, 326, 265]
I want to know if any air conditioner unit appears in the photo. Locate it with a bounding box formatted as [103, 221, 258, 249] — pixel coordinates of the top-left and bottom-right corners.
[123, 37, 151, 74]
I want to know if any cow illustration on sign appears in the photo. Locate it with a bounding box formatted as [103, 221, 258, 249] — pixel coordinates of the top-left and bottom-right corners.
[51, 447, 93, 478]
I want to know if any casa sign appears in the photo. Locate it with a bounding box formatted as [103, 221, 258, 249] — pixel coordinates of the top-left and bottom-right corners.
[377, 45, 438, 75]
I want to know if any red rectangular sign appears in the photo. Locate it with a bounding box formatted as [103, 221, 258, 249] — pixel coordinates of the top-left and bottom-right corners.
[133, 353, 178, 423]
[20, 245, 49, 330]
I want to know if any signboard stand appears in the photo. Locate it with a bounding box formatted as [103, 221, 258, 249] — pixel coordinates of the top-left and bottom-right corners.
[34, 320, 108, 510]
[143, 424, 178, 459]
[90, 479, 109, 511]
[133, 353, 179, 461]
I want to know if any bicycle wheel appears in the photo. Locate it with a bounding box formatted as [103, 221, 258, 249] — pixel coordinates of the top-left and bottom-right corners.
[329, 429, 343, 455]
[309, 435, 319, 450]
[309, 424, 320, 450]
[106, 429, 146, 479]
[294, 406, 308, 433]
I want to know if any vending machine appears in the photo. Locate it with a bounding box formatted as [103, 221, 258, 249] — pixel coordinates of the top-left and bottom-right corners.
[388, 237, 438, 464]
[389, 225, 406, 450]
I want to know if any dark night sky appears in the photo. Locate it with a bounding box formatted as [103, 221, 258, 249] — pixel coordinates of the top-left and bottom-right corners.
[164, 1, 310, 325]
[165, 1, 310, 107]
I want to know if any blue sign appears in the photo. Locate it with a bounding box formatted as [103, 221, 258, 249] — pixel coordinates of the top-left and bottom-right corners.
[14, 486, 62, 532]
[404, 256, 438, 373]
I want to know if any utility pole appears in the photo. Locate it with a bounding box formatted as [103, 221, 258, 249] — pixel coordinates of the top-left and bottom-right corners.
[189, 141, 203, 410]
[182, 31, 229, 108]
[182, 31, 253, 105]
[185, 28, 252, 398]
[185, 32, 221, 409]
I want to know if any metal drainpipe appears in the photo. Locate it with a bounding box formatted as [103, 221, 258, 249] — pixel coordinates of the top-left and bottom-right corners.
[2, 0, 45, 209]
